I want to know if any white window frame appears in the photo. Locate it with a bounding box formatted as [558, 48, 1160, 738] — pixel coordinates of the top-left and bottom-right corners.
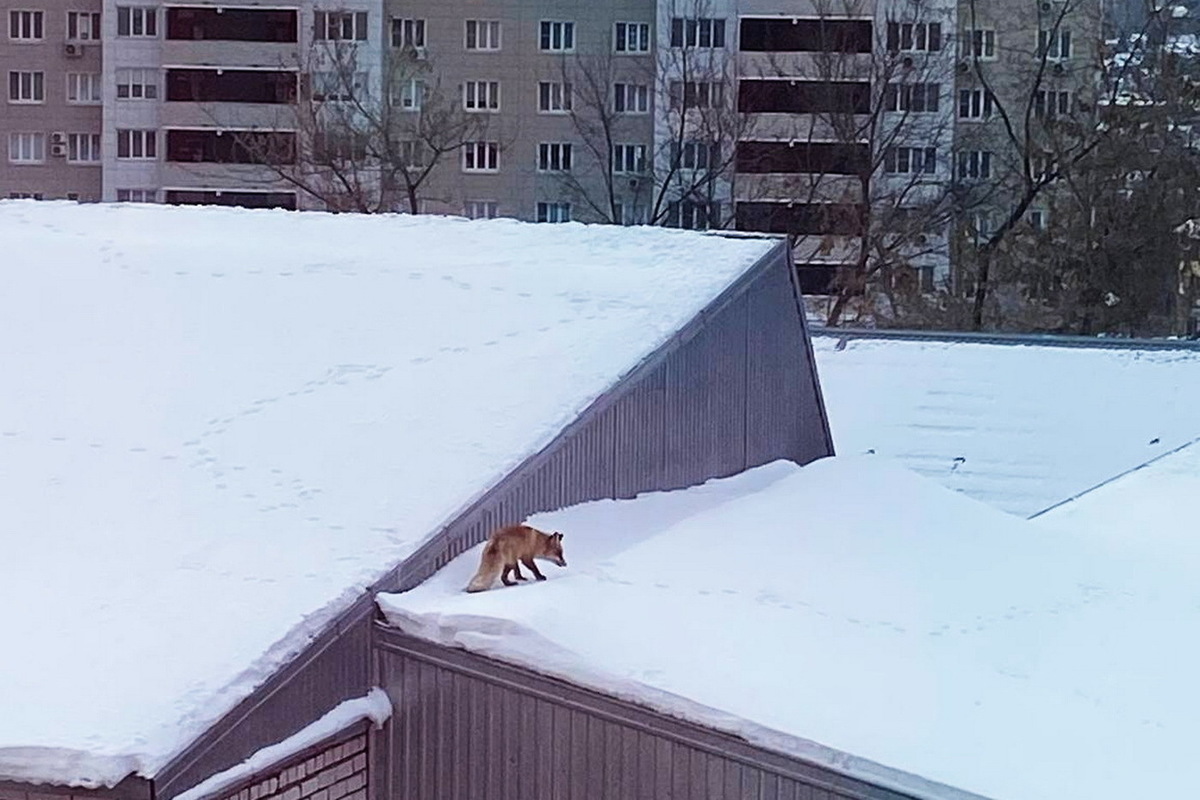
[1028, 208, 1049, 230]
[465, 19, 501, 51]
[884, 82, 940, 113]
[539, 20, 574, 52]
[883, 146, 937, 175]
[314, 10, 368, 42]
[958, 88, 994, 120]
[67, 10, 101, 40]
[669, 17, 726, 48]
[956, 150, 992, 180]
[963, 28, 996, 60]
[117, 128, 157, 160]
[463, 80, 500, 112]
[393, 78, 424, 110]
[669, 199, 719, 230]
[67, 132, 101, 163]
[8, 132, 45, 163]
[116, 6, 157, 37]
[613, 82, 649, 114]
[536, 201, 571, 223]
[9, 191, 45, 199]
[1038, 28, 1071, 60]
[67, 72, 102, 104]
[462, 140, 499, 172]
[612, 201, 645, 225]
[8, 71, 45, 103]
[464, 200, 498, 219]
[313, 70, 367, 102]
[116, 68, 158, 100]
[669, 81, 724, 110]
[887, 21, 942, 52]
[613, 21, 649, 53]
[117, 188, 156, 202]
[538, 81, 571, 113]
[1035, 89, 1072, 118]
[399, 139, 426, 169]
[391, 17, 424, 49]
[675, 140, 719, 171]
[537, 142, 573, 172]
[611, 143, 647, 173]
[8, 10, 44, 40]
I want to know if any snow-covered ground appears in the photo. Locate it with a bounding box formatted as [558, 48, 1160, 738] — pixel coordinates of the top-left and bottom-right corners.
[812, 336, 1200, 516]
[0, 201, 775, 786]
[379, 454, 1200, 800]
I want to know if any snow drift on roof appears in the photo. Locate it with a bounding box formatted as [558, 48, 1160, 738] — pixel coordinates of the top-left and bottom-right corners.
[811, 336, 1200, 516]
[379, 455, 1200, 800]
[0, 201, 776, 787]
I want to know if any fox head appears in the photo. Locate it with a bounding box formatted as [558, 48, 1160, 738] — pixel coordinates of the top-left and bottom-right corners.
[541, 531, 567, 567]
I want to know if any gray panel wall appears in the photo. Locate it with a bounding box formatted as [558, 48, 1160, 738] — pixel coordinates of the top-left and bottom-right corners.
[156, 238, 833, 800]
[375, 629, 930, 800]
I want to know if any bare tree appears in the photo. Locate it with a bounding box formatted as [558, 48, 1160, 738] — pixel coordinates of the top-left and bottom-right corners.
[220, 37, 487, 213]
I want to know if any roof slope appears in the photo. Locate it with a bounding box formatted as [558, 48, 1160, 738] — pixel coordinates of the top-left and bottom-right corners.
[0, 201, 776, 787]
[379, 455, 1200, 800]
[811, 336, 1200, 515]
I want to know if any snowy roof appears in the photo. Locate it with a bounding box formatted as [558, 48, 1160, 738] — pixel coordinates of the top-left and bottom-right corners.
[811, 336, 1200, 516]
[379, 455, 1200, 800]
[0, 201, 777, 788]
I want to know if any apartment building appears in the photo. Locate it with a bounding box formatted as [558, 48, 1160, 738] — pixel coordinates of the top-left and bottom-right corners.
[2, 0, 1103, 294]
[2, 0, 103, 200]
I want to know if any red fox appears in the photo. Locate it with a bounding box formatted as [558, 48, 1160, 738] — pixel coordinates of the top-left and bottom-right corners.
[465, 525, 567, 593]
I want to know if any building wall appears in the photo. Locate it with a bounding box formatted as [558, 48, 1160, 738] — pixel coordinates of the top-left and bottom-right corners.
[374, 629, 935, 800]
[1, 0, 104, 200]
[154, 240, 833, 800]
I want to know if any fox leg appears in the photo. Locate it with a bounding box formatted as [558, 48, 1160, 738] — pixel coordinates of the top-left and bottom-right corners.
[522, 558, 547, 581]
[511, 560, 528, 581]
[502, 561, 525, 586]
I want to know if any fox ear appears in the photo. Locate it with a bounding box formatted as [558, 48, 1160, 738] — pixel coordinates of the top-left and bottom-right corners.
[552, 532, 563, 541]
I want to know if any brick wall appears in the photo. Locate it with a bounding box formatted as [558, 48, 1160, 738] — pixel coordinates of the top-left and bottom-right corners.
[211, 730, 368, 800]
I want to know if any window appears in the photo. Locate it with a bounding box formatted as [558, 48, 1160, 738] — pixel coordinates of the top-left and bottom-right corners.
[956, 150, 992, 180]
[883, 82, 939, 112]
[536, 202, 571, 223]
[116, 68, 158, 99]
[8, 132, 45, 163]
[117, 129, 157, 159]
[1028, 208, 1048, 230]
[313, 71, 367, 102]
[463, 80, 500, 112]
[669, 81, 724, 109]
[612, 202, 645, 225]
[958, 88, 994, 119]
[884, 146, 937, 174]
[1031, 152, 1056, 179]
[539, 21, 573, 52]
[1035, 89, 1071, 118]
[669, 17, 726, 48]
[611, 143, 647, 173]
[67, 11, 101, 40]
[462, 141, 498, 172]
[674, 141, 719, 170]
[969, 211, 993, 244]
[399, 140, 426, 169]
[537, 142, 572, 172]
[465, 200, 498, 219]
[314, 11, 367, 41]
[613, 82, 648, 113]
[1038, 28, 1071, 59]
[8, 71, 44, 103]
[8, 192, 44, 199]
[117, 189, 156, 202]
[886, 22, 942, 52]
[67, 72, 101, 104]
[9, 10, 43, 40]
[538, 81, 571, 113]
[393, 78, 424, 110]
[465, 19, 500, 50]
[963, 29, 996, 59]
[67, 133, 101, 163]
[166, 8, 297, 42]
[668, 200, 719, 230]
[391, 17, 424, 49]
[614, 22, 649, 52]
[117, 6, 157, 36]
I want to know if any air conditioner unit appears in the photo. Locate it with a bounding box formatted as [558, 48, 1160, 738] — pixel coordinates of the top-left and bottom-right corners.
[50, 143, 68, 157]
[64, 42, 83, 57]
[902, 55, 915, 69]
[1053, 62, 1066, 74]
[957, 60, 971, 73]
[50, 131, 67, 146]
[1040, 1, 1053, 11]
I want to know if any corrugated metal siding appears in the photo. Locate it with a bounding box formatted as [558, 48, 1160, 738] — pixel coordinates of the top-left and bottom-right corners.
[156, 613, 373, 800]
[374, 629, 938, 800]
[156, 239, 834, 799]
